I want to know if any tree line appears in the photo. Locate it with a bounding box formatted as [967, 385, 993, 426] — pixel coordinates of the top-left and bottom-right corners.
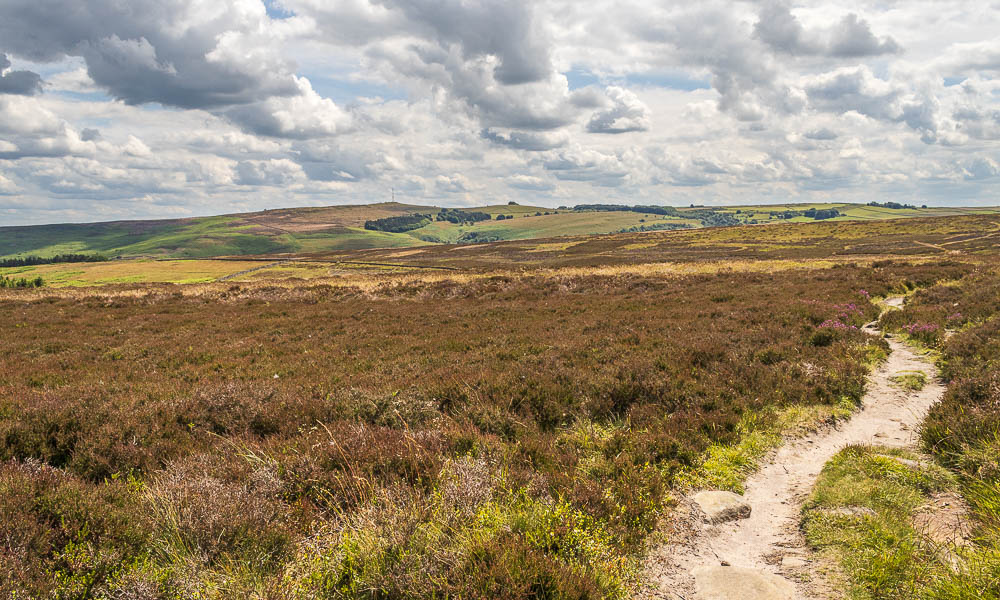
[0, 253, 108, 268]
[868, 201, 918, 209]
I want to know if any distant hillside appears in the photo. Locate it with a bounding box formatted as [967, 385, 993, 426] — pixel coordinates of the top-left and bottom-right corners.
[1, 201, 997, 259]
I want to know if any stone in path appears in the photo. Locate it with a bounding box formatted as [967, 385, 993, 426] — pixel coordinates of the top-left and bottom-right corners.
[693, 566, 796, 600]
[692, 490, 752, 524]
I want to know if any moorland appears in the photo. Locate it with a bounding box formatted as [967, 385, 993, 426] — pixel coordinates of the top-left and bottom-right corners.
[2, 201, 998, 263]
[1, 211, 999, 598]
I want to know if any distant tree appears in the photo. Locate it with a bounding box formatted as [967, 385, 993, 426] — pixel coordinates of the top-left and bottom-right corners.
[437, 208, 491, 224]
[508, 201, 518, 205]
[364, 214, 432, 232]
[0, 275, 44, 289]
[867, 201, 914, 210]
[0, 254, 108, 268]
[804, 208, 841, 220]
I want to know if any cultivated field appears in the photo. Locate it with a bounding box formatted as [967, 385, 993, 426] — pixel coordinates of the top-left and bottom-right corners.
[2, 214, 999, 598]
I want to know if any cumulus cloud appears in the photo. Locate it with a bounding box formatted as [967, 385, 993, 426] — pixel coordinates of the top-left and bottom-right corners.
[0, 0, 299, 108]
[435, 173, 475, 193]
[293, 0, 551, 84]
[507, 174, 554, 191]
[0, 96, 97, 159]
[828, 14, 900, 58]
[0, 173, 19, 194]
[586, 86, 651, 134]
[0, 54, 43, 95]
[224, 77, 352, 139]
[0, 0, 349, 139]
[1, 0, 1000, 224]
[962, 157, 999, 180]
[481, 128, 567, 151]
[236, 158, 305, 185]
[387, 0, 551, 85]
[543, 147, 630, 186]
[804, 67, 900, 121]
[803, 66, 949, 143]
[935, 41, 1000, 78]
[804, 127, 838, 140]
[754, 3, 900, 58]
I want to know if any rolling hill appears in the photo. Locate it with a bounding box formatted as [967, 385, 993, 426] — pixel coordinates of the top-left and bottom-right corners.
[1, 201, 998, 261]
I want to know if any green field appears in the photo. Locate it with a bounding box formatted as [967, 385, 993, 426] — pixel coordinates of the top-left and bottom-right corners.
[2, 202, 997, 260]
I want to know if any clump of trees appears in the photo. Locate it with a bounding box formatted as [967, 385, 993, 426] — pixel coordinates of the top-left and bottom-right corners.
[804, 208, 841, 220]
[457, 231, 504, 243]
[0, 254, 107, 268]
[365, 209, 495, 232]
[364, 214, 433, 233]
[692, 210, 741, 227]
[868, 201, 915, 210]
[776, 208, 841, 220]
[436, 208, 491, 224]
[496, 214, 513, 220]
[0, 275, 44, 288]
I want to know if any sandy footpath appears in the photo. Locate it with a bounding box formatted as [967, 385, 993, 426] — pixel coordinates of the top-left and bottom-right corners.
[643, 297, 943, 599]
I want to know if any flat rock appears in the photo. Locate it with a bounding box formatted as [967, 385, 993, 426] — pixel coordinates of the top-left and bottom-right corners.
[889, 456, 931, 469]
[818, 505, 877, 519]
[780, 556, 808, 568]
[693, 566, 795, 600]
[692, 490, 752, 524]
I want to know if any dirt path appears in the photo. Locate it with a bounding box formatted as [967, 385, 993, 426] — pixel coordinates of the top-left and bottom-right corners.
[643, 296, 945, 599]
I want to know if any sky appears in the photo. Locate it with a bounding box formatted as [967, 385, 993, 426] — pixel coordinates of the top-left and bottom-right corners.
[1, 1, 999, 225]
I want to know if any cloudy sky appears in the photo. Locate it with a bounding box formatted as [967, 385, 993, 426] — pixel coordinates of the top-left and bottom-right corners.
[1, 0, 999, 225]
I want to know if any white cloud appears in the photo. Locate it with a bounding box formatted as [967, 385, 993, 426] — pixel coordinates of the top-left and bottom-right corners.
[587, 86, 651, 134]
[0, 173, 19, 194]
[1, 0, 999, 224]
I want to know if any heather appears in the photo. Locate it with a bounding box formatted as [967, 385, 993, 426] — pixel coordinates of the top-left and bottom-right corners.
[0, 256, 969, 598]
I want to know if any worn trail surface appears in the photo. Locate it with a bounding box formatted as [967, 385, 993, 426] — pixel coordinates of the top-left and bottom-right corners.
[644, 298, 945, 599]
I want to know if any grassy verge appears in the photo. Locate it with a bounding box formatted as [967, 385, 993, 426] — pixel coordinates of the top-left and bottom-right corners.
[803, 445, 961, 599]
[676, 396, 859, 494]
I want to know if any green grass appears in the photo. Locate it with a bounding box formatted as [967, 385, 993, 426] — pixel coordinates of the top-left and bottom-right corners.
[0, 216, 296, 259]
[675, 391, 864, 495]
[803, 445, 961, 600]
[890, 370, 928, 391]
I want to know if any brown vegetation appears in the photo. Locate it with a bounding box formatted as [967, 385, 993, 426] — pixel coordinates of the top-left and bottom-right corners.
[0, 216, 990, 598]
